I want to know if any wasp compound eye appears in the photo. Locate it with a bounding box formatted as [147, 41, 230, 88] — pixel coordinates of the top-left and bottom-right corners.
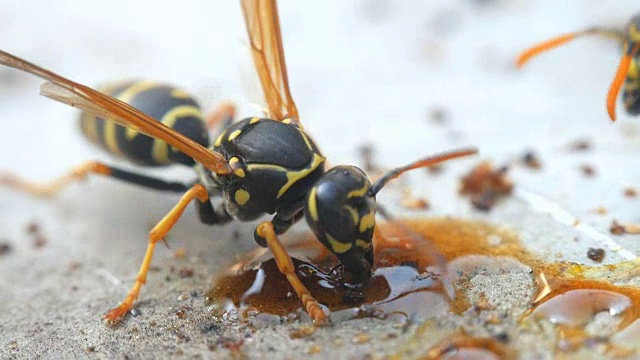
[304, 166, 375, 283]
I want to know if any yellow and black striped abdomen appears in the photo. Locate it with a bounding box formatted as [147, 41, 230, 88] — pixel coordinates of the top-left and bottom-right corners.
[79, 81, 210, 167]
[623, 57, 640, 115]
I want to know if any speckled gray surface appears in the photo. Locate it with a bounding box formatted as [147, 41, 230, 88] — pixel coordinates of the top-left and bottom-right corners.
[1, 1, 640, 359]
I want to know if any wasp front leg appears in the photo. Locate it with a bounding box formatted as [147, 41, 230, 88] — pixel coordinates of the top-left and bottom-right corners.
[255, 221, 328, 325]
[104, 184, 211, 325]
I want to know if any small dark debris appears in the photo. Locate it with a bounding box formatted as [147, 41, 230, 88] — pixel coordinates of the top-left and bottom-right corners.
[494, 332, 510, 343]
[170, 327, 190, 343]
[0, 242, 12, 256]
[26, 221, 40, 234]
[190, 290, 198, 298]
[201, 323, 221, 334]
[460, 161, 513, 212]
[521, 151, 542, 170]
[587, 248, 606, 263]
[579, 164, 596, 177]
[610, 220, 640, 235]
[178, 267, 194, 278]
[175, 309, 187, 319]
[32, 235, 47, 249]
[567, 138, 593, 152]
[427, 106, 450, 124]
[86, 346, 96, 352]
[623, 187, 637, 198]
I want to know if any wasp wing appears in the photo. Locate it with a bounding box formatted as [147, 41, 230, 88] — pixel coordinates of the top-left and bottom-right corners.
[0, 50, 230, 174]
[241, 0, 299, 122]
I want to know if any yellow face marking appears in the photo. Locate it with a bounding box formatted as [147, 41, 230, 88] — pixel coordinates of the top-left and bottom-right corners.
[355, 239, 372, 249]
[327, 234, 352, 254]
[307, 187, 319, 222]
[228, 129, 242, 141]
[343, 205, 359, 225]
[249, 117, 261, 124]
[214, 130, 227, 147]
[171, 88, 192, 99]
[359, 210, 375, 233]
[347, 183, 369, 199]
[247, 153, 326, 198]
[234, 189, 250, 206]
[150, 105, 203, 164]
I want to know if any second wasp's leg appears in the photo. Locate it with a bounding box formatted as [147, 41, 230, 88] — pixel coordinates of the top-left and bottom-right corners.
[104, 184, 209, 325]
[206, 101, 236, 130]
[0, 161, 189, 197]
[255, 221, 328, 325]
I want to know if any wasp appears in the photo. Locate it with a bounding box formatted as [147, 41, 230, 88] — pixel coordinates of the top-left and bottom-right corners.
[0, 0, 477, 325]
[516, 14, 640, 121]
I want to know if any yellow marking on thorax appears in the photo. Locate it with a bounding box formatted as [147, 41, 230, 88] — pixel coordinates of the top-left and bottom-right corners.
[171, 88, 192, 99]
[214, 130, 227, 147]
[359, 210, 375, 233]
[228, 129, 242, 141]
[249, 117, 261, 124]
[234, 189, 251, 206]
[355, 239, 372, 249]
[307, 187, 319, 222]
[151, 105, 203, 164]
[327, 233, 352, 254]
[246, 153, 326, 198]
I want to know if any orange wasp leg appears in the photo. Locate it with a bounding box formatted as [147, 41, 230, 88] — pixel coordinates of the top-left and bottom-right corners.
[0, 161, 112, 197]
[255, 221, 328, 325]
[0, 161, 190, 197]
[104, 184, 209, 325]
[607, 44, 639, 121]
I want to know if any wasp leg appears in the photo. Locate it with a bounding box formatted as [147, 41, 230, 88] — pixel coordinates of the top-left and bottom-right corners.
[206, 101, 236, 130]
[104, 184, 210, 325]
[255, 221, 328, 325]
[0, 161, 190, 197]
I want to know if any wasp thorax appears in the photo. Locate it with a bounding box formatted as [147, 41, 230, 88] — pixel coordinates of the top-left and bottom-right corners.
[304, 165, 375, 283]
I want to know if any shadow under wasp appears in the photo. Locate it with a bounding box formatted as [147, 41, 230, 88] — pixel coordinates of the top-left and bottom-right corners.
[516, 14, 640, 121]
[0, 0, 477, 325]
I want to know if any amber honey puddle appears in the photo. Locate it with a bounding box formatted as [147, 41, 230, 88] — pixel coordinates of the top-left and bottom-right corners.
[206, 217, 640, 353]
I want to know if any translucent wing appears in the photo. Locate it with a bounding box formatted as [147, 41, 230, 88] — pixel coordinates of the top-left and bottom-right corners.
[241, 0, 299, 122]
[0, 50, 230, 174]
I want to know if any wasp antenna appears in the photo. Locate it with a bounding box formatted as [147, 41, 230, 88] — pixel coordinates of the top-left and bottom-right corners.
[607, 43, 639, 122]
[368, 148, 478, 197]
[516, 28, 625, 68]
